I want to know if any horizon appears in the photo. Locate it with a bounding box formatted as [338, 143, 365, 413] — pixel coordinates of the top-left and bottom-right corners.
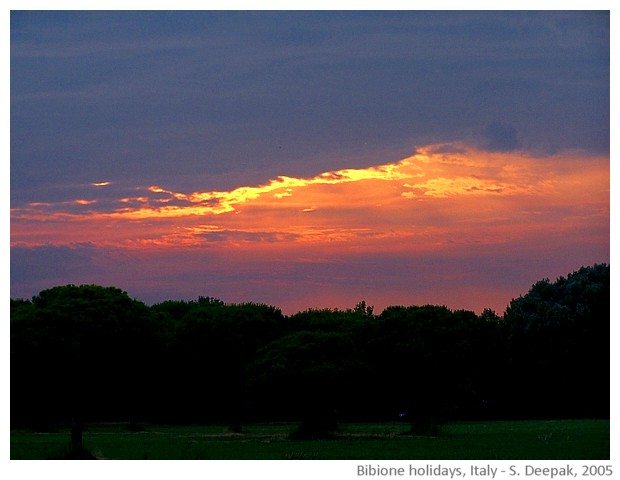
[9, 261, 610, 319]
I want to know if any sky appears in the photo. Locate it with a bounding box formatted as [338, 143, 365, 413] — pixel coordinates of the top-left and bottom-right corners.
[9, 9, 611, 316]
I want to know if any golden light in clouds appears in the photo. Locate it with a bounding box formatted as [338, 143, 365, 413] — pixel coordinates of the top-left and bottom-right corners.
[11, 144, 609, 255]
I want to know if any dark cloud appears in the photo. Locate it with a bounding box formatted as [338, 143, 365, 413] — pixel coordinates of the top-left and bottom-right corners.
[10, 11, 609, 199]
[484, 123, 519, 151]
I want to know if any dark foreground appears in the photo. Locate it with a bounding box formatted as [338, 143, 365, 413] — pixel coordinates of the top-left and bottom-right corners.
[10, 419, 609, 460]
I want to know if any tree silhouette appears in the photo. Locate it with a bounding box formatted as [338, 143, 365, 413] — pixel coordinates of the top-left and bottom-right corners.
[503, 264, 609, 418]
[11, 285, 159, 451]
[10, 264, 610, 434]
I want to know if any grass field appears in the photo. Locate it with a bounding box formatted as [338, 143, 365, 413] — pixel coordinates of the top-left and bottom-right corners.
[10, 419, 609, 460]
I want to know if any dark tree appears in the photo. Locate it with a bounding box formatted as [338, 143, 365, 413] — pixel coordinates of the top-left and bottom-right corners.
[166, 301, 285, 427]
[373, 305, 501, 434]
[247, 326, 363, 438]
[10, 264, 609, 432]
[10, 285, 162, 443]
[502, 264, 609, 418]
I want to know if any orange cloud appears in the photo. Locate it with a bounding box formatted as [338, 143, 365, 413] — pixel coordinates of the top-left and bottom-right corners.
[10, 144, 609, 256]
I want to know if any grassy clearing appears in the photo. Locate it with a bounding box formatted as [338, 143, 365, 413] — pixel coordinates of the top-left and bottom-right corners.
[10, 419, 609, 460]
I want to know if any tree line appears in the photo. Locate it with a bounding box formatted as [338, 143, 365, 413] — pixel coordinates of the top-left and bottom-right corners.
[10, 264, 609, 438]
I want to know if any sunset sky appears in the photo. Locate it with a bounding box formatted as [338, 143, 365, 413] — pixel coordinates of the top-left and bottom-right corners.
[10, 9, 610, 315]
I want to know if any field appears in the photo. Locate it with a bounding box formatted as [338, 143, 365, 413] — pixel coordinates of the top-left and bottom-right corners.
[10, 419, 609, 460]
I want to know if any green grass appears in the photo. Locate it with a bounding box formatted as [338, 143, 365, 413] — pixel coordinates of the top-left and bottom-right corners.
[10, 419, 609, 460]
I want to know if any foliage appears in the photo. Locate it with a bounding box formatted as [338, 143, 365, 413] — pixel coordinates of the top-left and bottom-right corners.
[369, 305, 503, 433]
[10, 285, 164, 428]
[165, 301, 284, 426]
[503, 263, 609, 418]
[10, 264, 610, 431]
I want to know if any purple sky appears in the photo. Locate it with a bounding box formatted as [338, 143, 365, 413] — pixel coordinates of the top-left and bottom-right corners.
[9, 9, 610, 315]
